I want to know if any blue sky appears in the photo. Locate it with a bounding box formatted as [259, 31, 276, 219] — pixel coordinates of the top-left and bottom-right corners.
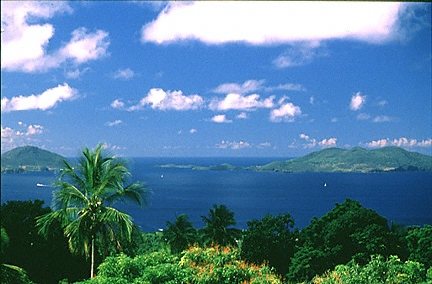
[1, 1, 431, 157]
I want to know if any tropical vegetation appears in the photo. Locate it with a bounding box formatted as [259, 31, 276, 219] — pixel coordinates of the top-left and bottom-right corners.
[1, 144, 432, 283]
[36, 144, 150, 278]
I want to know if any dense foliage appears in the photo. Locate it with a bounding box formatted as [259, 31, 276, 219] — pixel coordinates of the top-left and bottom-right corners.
[2, 199, 432, 283]
[312, 255, 431, 284]
[0, 200, 88, 284]
[75, 246, 282, 284]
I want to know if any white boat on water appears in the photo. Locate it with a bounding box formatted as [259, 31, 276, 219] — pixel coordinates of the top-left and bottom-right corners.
[36, 183, 45, 187]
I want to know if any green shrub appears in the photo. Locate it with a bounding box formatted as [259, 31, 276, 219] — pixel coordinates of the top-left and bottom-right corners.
[312, 255, 426, 284]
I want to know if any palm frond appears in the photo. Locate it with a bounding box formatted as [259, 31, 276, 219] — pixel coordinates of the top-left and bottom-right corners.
[105, 182, 150, 207]
[36, 210, 69, 237]
[100, 207, 134, 241]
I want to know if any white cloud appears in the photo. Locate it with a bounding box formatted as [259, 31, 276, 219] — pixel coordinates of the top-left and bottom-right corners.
[318, 138, 337, 147]
[211, 114, 232, 123]
[112, 68, 135, 80]
[212, 80, 265, 94]
[372, 115, 394, 123]
[265, 83, 307, 92]
[110, 99, 125, 109]
[209, 93, 275, 111]
[1, 2, 109, 73]
[131, 88, 204, 111]
[273, 43, 328, 68]
[365, 139, 389, 148]
[236, 112, 248, 119]
[65, 67, 90, 79]
[106, 120, 122, 127]
[300, 133, 317, 148]
[58, 27, 109, 64]
[1, 83, 78, 112]
[258, 142, 272, 148]
[300, 133, 337, 148]
[1, 124, 44, 151]
[212, 79, 306, 94]
[270, 102, 302, 122]
[216, 140, 251, 150]
[309, 96, 315, 105]
[377, 100, 389, 106]
[356, 113, 371, 120]
[142, 2, 407, 45]
[365, 138, 432, 148]
[350, 92, 366, 111]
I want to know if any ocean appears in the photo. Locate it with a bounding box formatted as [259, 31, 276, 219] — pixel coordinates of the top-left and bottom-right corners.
[1, 157, 432, 232]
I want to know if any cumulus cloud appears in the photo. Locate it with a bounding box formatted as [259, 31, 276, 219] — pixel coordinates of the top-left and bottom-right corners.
[211, 115, 232, 123]
[1, 124, 44, 151]
[300, 133, 337, 148]
[1, 83, 78, 112]
[270, 102, 302, 122]
[318, 138, 337, 147]
[142, 2, 408, 45]
[112, 68, 135, 80]
[110, 99, 125, 109]
[364, 137, 432, 148]
[129, 88, 204, 111]
[216, 140, 251, 150]
[106, 120, 122, 127]
[1, 2, 109, 72]
[209, 93, 275, 111]
[350, 92, 366, 111]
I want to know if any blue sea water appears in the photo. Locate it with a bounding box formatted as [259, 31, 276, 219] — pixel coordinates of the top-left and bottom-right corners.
[1, 157, 432, 232]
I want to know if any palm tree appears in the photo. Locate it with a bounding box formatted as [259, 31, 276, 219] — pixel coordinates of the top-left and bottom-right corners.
[37, 144, 150, 278]
[201, 204, 240, 247]
[164, 214, 196, 254]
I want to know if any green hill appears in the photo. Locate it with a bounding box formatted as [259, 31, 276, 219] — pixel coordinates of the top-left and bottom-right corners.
[256, 146, 432, 173]
[1, 146, 67, 173]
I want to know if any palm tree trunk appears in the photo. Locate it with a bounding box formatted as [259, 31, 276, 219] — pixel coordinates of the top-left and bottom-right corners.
[90, 235, 95, 278]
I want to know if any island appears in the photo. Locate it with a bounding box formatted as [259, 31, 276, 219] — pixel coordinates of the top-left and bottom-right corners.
[156, 146, 432, 173]
[1, 146, 68, 173]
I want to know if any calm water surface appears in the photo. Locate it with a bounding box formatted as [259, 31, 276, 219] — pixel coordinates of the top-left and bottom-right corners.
[2, 157, 431, 232]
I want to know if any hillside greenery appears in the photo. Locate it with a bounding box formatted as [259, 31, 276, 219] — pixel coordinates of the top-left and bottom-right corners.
[257, 146, 432, 173]
[1, 199, 431, 284]
[1, 146, 67, 173]
[158, 146, 432, 173]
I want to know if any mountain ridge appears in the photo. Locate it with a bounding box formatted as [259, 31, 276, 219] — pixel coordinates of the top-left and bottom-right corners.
[157, 146, 432, 173]
[255, 146, 432, 173]
[1, 146, 67, 173]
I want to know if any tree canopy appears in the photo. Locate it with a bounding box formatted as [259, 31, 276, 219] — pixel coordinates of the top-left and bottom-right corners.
[36, 144, 150, 278]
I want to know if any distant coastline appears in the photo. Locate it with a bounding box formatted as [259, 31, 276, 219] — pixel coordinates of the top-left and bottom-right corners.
[156, 146, 432, 173]
[2, 145, 432, 174]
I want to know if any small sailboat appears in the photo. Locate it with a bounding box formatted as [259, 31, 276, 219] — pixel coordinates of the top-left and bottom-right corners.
[160, 174, 164, 178]
[323, 183, 327, 187]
